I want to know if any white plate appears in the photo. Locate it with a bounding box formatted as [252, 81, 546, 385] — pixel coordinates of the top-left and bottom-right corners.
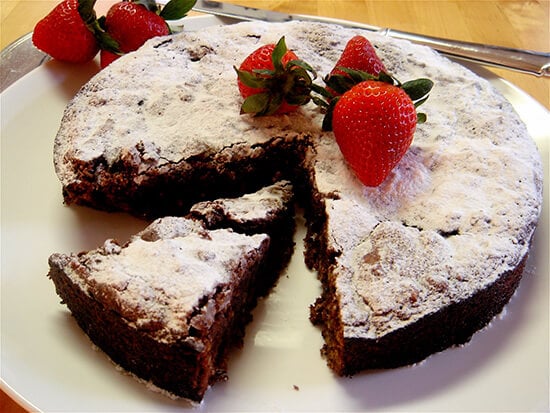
[1, 15, 549, 412]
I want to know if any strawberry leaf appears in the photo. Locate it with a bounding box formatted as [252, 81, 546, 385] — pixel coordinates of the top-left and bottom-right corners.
[323, 68, 394, 97]
[160, 0, 197, 20]
[241, 93, 270, 114]
[271, 37, 288, 72]
[286, 59, 316, 78]
[311, 83, 332, 100]
[339, 67, 378, 83]
[241, 92, 284, 116]
[321, 97, 340, 131]
[89, 13, 120, 53]
[378, 71, 395, 85]
[253, 68, 276, 76]
[413, 94, 430, 108]
[402, 78, 434, 103]
[235, 67, 270, 88]
[94, 24, 121, 53]
[81, 1, 120, 53]
[324, 74, 357, 95]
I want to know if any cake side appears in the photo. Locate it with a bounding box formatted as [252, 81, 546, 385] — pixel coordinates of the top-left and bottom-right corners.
[341, 253, 529, 373]
[47, 217, 270, 402]
[189, 180, 294, 234]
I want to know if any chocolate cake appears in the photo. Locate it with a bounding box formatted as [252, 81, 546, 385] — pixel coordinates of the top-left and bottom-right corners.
[49, 20, 543, 401]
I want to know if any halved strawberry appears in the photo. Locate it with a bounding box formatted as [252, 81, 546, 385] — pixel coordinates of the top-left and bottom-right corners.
[235, 37, 317, 116]
[32, 0, 100, 63]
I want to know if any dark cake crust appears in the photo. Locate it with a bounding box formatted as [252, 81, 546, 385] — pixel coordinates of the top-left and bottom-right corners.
[62, 135, 309, 219]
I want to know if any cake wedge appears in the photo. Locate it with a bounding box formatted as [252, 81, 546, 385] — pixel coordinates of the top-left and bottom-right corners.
[48, 217, 269, 403]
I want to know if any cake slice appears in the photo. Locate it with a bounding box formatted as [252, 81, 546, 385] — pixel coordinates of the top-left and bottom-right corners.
[190, 180, 295, 296]
[48, 217, 270, 403]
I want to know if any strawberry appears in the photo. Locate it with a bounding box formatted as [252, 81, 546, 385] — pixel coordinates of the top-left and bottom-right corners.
[32, 0, 100, 63]
[324, 35, 386, 98]
[99, 49, 120, 69]
[328, 77, 433, 187]
[100, 0, 196, 67]
[314, 38, 434, 187]
[330, 35, 386, 77]
[235, 37, 317, 116]
[103, 1, 169, 54]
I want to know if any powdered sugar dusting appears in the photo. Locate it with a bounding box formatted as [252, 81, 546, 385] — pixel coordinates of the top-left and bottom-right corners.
[52, 217, 268, 343]
[303, 23, 543, 337]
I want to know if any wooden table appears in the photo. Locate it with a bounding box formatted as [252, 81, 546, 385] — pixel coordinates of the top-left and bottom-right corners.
[1, 1, 548, 411]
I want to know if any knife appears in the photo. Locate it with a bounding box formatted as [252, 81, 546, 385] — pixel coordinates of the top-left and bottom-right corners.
[192, 0, 550, 77]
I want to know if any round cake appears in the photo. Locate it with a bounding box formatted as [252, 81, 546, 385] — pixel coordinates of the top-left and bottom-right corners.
[49, 20, 543, 402]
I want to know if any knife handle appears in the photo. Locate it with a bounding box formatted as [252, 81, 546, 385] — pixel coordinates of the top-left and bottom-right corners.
[380, 29, 550, 77]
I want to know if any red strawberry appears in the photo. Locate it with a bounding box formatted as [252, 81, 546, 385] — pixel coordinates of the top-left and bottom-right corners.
[99, 49, 120, 68]
[32, 0, 100, 63]
[99, 0, 195, 68]
[330, 35, 386, 78]
[235, 37, 316, 116]
[103, 1, 169, 55]
[331, 80, 421, 187]
[323, 35, 387, 98]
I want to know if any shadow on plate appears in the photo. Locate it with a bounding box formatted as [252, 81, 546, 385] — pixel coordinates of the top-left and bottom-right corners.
[41, 58, 100, 100]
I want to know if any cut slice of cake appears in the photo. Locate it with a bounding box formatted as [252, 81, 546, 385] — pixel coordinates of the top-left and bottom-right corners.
[48, 217, 270, 403]
[190, 180, 295, 296]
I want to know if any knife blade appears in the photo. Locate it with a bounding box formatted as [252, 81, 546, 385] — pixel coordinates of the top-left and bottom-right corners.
[192, 0, 550, 77]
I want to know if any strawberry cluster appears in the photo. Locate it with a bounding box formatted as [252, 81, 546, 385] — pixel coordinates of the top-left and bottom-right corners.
[236, 35, 434, 187]
[32, 0, 196, 68]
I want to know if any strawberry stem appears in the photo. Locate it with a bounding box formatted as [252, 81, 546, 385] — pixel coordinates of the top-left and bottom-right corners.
[160, 0, 196, 20]
[313, 68, 434, 130]
[235, 37, 318, 116]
